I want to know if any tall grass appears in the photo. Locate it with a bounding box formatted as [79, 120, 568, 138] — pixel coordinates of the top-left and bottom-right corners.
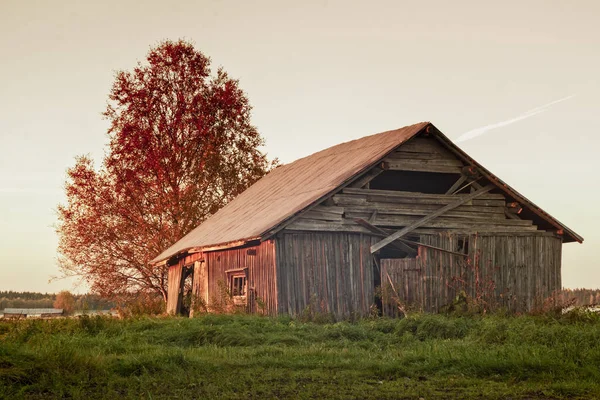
[1, 312, 600, 399]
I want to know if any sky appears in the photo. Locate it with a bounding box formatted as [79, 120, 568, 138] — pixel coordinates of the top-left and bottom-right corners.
[1, 0, 599, 293]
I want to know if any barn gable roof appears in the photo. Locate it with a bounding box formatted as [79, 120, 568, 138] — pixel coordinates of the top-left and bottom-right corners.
[152, 122, 582, 264]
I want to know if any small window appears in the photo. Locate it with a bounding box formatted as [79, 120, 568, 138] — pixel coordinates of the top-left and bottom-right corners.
[226, 269, 248, 302]
[231, 275, 247, 296]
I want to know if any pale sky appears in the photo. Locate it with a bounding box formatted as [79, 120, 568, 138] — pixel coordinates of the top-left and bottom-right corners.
[1, 0, 599, 293]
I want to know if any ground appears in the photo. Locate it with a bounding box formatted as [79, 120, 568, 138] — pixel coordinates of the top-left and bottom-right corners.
[1, 312, 599, 399]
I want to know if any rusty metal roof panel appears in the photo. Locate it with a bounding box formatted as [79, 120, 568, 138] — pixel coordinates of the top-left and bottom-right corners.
[152, 122, 430, 263]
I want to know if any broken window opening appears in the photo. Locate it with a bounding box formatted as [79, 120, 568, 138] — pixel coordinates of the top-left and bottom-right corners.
[370, 170, 462, 194]
[232, 276, 246, 296]
[226, 269, 248, 305]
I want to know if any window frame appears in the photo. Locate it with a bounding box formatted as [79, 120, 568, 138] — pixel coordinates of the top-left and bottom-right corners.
[225, 268, 248, 305]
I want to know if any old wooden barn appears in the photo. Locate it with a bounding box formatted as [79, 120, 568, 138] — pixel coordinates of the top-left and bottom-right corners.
[151, 122, 582, 318]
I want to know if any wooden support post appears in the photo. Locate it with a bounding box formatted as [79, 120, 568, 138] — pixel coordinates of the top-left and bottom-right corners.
[370, 184, 494, 253]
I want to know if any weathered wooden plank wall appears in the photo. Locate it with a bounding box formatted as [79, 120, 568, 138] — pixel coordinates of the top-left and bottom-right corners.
[204, 240, 278, 315]
[381, 233, 562, 314]
[275, 231, 378, 318]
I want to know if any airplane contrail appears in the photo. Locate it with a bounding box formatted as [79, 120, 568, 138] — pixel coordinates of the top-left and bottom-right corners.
[454, 95, 576, 143]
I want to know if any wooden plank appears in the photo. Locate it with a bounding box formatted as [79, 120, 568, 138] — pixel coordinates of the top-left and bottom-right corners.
[286, 221, 543, 235]
[471, 199, 506, 207]
[333, 192, 505, 207]
[367, 194, 504, 207]
[383, 158, 463, 168]
[353, 218, 417, 255]
[398, 137, 455, 155]
[345, 207, 505, 220]
[345, 212, 534, 227]
[343, 187, 504, 200]
[286, 219, 370, 233]
[382, 159, 463, 174]
[410, 228, 545, 235]
[302, 210, 343, 222]
[312, 205, 344, 215]
[345, 203, 505, 215]
[166, 264, 183, 315]
[388, 150, 456, 161]
[332, 194, 367, 206]
[371, 184, 494, 253]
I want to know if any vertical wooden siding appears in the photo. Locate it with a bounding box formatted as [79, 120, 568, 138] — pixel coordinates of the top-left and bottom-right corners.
[275, 231, 378, 318]
[204, 240, 278, 315]
[381, 233, 562, 314]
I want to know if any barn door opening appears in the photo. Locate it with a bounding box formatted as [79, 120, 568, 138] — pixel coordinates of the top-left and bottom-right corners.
[178, 265, 194, 316]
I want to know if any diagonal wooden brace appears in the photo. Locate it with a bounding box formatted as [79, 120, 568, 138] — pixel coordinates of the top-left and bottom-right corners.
[370, 184, 494, 253]
[353, 218, 417, 256]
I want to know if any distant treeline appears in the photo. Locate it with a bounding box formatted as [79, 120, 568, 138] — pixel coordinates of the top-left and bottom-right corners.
[2, 288, 598, 313]
[0, 291, 115, 310]
[560, 288, 600, 306]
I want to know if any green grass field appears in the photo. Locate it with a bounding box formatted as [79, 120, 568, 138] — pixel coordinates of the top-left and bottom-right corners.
[1, 312, 600, 399]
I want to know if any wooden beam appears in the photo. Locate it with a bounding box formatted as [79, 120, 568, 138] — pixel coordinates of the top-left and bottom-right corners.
[387, 150, 455, 161]
[284, 221, 539, 234]
[353, 218, 417, 256]
[370, 184, 494, 253]
[334, 193, 505, 208]
[349, 167, 383, 188]
[445, 175, 467, 194]
[345, 207, 505, 220]
[342, 187, 503, 200]
[381, 159, 462, 174]
[345, 203, 505, 215]
[345, 212, 534, 227]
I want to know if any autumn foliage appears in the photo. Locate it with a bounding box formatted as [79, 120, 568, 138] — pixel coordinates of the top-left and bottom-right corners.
[57, 40, 276, 302]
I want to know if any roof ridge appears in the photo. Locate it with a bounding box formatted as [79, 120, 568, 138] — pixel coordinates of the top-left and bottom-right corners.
[281, 121, 430, 166]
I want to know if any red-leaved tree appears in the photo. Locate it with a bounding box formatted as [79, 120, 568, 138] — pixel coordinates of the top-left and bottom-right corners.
[57, 40, 276, 302]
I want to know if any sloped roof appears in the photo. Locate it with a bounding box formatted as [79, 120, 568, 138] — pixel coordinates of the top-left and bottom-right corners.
[152, 121, 582, 264]
[152, 122, 430, 263]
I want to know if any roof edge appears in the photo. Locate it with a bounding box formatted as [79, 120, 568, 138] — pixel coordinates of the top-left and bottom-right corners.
[150, 237, 261, 266]
[429, 124, 583, 244]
